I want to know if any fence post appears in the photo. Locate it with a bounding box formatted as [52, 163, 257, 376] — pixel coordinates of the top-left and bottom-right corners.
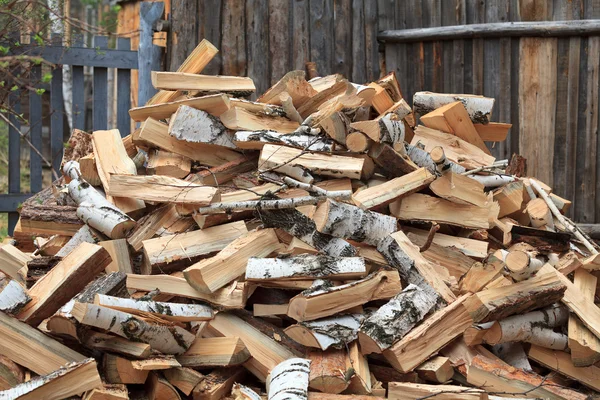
[7, 90, 21, 235]
[50, 34, 64, 179]
[138, 2, 164, 106]
[117, 38, 132, 137]
[93, 36, 109, 131]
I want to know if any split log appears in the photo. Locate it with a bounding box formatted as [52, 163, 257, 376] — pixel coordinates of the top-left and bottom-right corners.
[549, 192, 572, 214]
[377, 71, 403, 101]
[568, 268, 600, 366]
[253, 303, 289, 316]
[307, 395, 384, 400]
[408, 233, 475, 279]
[258, 70, 317, 107]
[350, 117, 404, 144]
[344, 341, 371, 394]
[0, 245, 29, 286]
[279, 91, 303, 123]
[312, 199, 397, 246]
[493, 181, 524, 218]
[484, 304, 569, 350]
[152, 71, 256, 95]
[82, 383, 129, 400]
[391, 193, 497, 230]
[411, 125, 495, 169]
[368, 82, 395, 114]
[83, 331, 152, 358]
[259, 208, 357, 257]
[135, 117, 241, 167]
[378, 231, 455, 303]
[299, 83, 354, 120]
[504, 250, 544, 281]
[509, 225, 571, 253]
[0, 311, 85, 375]
[459, 253, 505, 294]
[184, 229, 280, 293]
[147, 149, 192, 178]
[176, 337, 250, 367]
[0, 355, 24, 390]
[352, 168, 435, 210]
[0, 358, 101, 400]
[195, 195, 351, 215]
[63, 161, 135, 239]
[466, 354, 587, 400]
[127, 275, 250, 309]
[231, 383, 261, 400]
[221, 107, 299, 133]
[189, 154, 257, 186]
[131, 356, 181, 370]
[555, 251, 582, 275]
[127, 206, 176, 253]
[92, 129, 145, 216]
[527, 345, 600, 392]
[18, 242, 111, 326]
[412, 92, 494, 124]
[306, 349, 350, 394]
[320, 111, 350, 145]
[129, 93, 231, 121]
[463, 271, 566, 323]
[71, 302, 195, 354]
[284, 314, 364, 350]
[206, 312, 297, 382]
[141, 220, 247, 274]
[55, 225, 101, 258]
[430, 171, 488, 207]
[99, 239, 132, 274]
[193, 368, 245, 400]
[103, 354, 149, 384]
[383, 294, 473, 372]
[147, 373, 182, 400]
[287, 270, 401, 322]
[464, 322, 494, 346]
[405, 143, 465, 175]
[345, 131, 372, 152]
[0, 277, 30, 315]
[78, 153, 102, 186]
[168, 105, 235, 148]
[420, 101, 490, 154]
[473, 122, 512, 142]
[403, 227, 488, 259]
[259, 144, 368, 183]
[233, 130, 334, 151]
[246, 254, 366, 282]
[94, 294, 213, 322]
[358, 284, 437, 354]
[163, 367, 205, 396]
[388, 382, 486, 400]
[368, 143, 419, 178]
[267, 358, 310, 400]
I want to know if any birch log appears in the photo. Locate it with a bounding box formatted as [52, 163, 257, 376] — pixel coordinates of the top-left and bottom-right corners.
[468, 174, 516, 188]
[484, 305, 569, 350]
[71, 303, 195, 354]
[259, 208, 357, 257]
[285, 314, 364, 350]
[168, 105, 236, 148]
[504, 250, 545, 281]
[0, 278, 30, 315]
[358, 284, 437, 354]
[63, 161, 135, 239]
[234, 130, 334, 151]
[405, 144, 465, 175]
[412, 92, 495, 124]
[246, 255, 367, 282]
[267, 358, 311, 400]
[93, 294, 214, 322]
[313, 199, 397, 246]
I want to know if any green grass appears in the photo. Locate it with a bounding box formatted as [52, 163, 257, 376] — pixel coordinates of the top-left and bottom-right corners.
[0, 214, 7, 240]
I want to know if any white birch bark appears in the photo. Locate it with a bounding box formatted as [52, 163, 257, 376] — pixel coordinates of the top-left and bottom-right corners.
[234, 130, 334, 151]
[63, 161, 135, 239]
[379, 116, 404, 144]
[0, 279, 31, 315]
[246, 255, 366, 281]
[405, 144, 466, 175]
[71, 303, 195, 355]
[94, 294, 214, 321]
[169, 105, 236, 148]
[413, 91, 495, 124]
[314, 199, 398, 246]
[505, 250, 545, 281]
[297, 314, 364, 350]
[468, 174, 516, 188]
[55, 225, 98, 258]
[358, 284, 437, 353]
[492, 343, 533, 372]
[267, 358, 310, 400]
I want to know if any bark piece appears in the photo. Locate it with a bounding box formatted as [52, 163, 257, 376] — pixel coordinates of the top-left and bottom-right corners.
[94, 294, 214, 322]
[352, 168, 435, 210]
[163, 367, 205, 396]
[267, 358, 310, 400]
[284, 314, 363, 350]
[463, 271, 566, 323]
[184, 229, 280, 293]
[206, 312, 296, 382]
[135, 117, 241, 166]
[152, 71, 255, 94]
[147, 149, 192, 178]
[71, 302, 195, 354]
[234, 130, 334, 151]
[430, 171, 488, 207]
[0, 277, 30, 315]
[312, 199, 397, 246]
[193, 368, 245, 400]
[141, 220, 247, 274]
[246, 254, 366, 282]
[126, 275, 250, 309]
[103, 354, 149, 384]
[130, 93, 231, 121]
[18, 242, 110, 326]
[359, 284, 437, 354]
[0, 358, 101, 400]
[568, 268, 600, 366]
[0, 245, 29, 286]
[176, 337, 250, 367]
[287, 270, 401, 322]
[388, 382, 486, 400]
[221, 107, 299, 133]
[168, 105, 235, 148]
[259, 144, 366, 183]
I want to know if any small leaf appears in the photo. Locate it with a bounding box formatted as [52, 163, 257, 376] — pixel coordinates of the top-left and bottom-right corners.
[35, 88, 45, 95]
[42, 72, 52, 83]
[10, 85, 18, 91]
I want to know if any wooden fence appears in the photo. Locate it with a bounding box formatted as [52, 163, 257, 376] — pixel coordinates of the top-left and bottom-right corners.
[2, 34, 139, 234]
[378, 0, 600, 224]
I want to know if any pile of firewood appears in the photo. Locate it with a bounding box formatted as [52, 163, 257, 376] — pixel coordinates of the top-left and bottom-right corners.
[2, 38, 600, 400]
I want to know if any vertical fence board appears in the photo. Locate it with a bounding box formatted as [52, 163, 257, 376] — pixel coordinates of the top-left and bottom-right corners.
[50, 65, 64, 177]
[334, 0, 352, 79]
[352, 0, 366, 83]
[364, 0, 379, 80]
[310, 0, 334, 75]
[198, 0, 223, 74]
[269, 0, 290, 83]
[170, 0, 198, 71]
[221, 0, 246, 76]
[71, 34, 85, 131]
[139, 2, 164, 106]
[7, 91, 21, 234]
[246, 0, 269, 96]
[292, 0, 310, 71]
[117, 38, 132, 137]
[29, 65, 43, 194]
[92, 36, 108, 131]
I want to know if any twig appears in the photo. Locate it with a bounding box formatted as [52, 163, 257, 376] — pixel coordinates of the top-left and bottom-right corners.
[419, 222, 440, 252]
[461, 160, 509, 176]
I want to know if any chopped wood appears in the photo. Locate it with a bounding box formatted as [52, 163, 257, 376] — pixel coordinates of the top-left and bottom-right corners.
[169, 105, 235, 148]
[221, 107, 299, 133]
[408, 233, 475, 279]
[131, 356, 181, 370]
[473, 122, 512, 142]
[267, 358, 310, 400]
[147, 149, 192, 178]
[504, 249, 544, 281]
[403, 227, 488, 258]
[258, 70, 317, 107]
[103, 354, 149, 384]
[345, 341, 372, 394]
[130, 93, 231, 121]
[0, 277, 30, 315]
[350, 117, 404, 144]
[163, 367, 205, 396]
[388, 382, 487, 400]
[233, 129, 334, 151]
[0, 244, 29, 286]
[83, 331, 152, 358]
[193, 367, 245, 400]
[287, 270, 402, 322]
[493, 180, 524, 217]
[430, 171, 488, 207]
[99, 239, 132, 274]
[152, 71, 256, 95]
[412, 92, 494, 124]
[176, 337, 250, 367]
[306, 348, 350, 394]
[568, 268, 600, 366]
[82, 383, 129, 400]
[459, 253, 504, 294]
[284, 314, 364, 350]
[189, 154, 257, 186]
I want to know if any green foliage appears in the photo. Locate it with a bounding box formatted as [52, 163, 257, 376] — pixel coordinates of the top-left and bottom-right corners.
[42, 72, 52, 83]
[0, 214, 7, 241]
[33, 34, 44, 47]
[0, 45, 8, 55]
[9, 85, 17, 91]
[35, 88, 45, 95]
